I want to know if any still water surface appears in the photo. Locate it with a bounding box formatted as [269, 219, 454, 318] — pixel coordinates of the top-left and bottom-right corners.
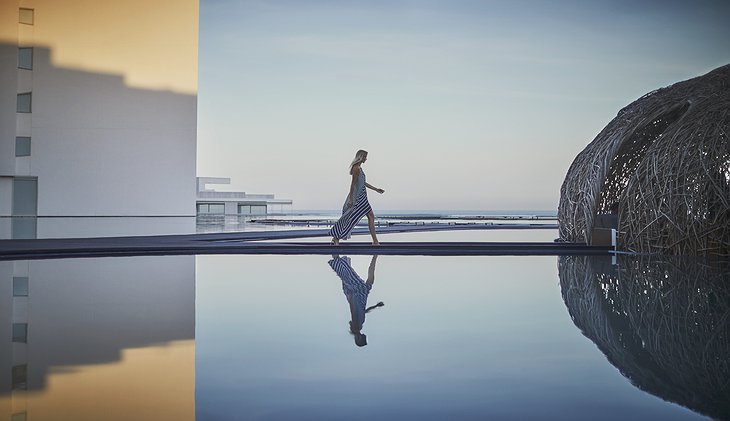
[2, 252, 727, 420]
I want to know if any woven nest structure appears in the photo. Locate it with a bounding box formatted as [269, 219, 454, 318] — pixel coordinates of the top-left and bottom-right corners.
[558, 64, 730, 255]
[558, 255, 730, 420]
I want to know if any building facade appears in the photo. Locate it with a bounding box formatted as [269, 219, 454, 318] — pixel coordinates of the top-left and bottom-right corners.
[197, 177, 293, 216]
[0, 0, 199, 238]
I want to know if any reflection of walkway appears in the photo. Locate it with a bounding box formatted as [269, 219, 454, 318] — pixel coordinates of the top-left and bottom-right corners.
[558, 255, 730, 420]
[328, 255, 382, 347]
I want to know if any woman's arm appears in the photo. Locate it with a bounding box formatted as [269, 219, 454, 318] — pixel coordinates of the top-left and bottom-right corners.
[365, 182, 385, 194]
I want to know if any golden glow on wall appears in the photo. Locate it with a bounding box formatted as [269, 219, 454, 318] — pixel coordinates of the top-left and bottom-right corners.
[12, 340, 195, 420]
[13, 0, 198, 94]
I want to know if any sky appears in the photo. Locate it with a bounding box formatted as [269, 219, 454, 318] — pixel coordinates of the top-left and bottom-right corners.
[197, 0, 730, 211]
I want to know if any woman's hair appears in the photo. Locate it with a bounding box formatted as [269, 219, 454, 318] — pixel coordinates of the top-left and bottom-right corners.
[349, 150, 368, 173]
[350, 321, 367, 347]
[354, 332, 367, 347]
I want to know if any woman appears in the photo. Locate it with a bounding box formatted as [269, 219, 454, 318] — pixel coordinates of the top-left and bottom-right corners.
[329, 149, 385, 245]
[328, 254, 383, 347]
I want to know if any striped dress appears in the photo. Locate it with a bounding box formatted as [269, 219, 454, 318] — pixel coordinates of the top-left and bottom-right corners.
[328, 256, 371, 329]
[329, 167, 372, 240]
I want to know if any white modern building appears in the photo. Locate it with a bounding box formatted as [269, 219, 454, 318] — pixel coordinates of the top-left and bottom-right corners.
[0, 0, 199, 237]
[197, 177, 293, 216]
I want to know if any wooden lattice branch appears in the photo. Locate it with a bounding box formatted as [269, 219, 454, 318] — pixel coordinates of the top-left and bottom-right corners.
[558, 64, 730, 255]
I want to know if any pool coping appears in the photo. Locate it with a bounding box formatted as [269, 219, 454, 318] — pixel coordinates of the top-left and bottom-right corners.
[0, 225, 610, 260]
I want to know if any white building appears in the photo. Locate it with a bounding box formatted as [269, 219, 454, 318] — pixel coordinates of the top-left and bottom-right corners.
[197, 177, 293, 216]
[0, 0, 199, 237]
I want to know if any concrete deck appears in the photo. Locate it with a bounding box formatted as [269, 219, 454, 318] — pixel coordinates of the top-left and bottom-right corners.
[0, 225, 608, 260]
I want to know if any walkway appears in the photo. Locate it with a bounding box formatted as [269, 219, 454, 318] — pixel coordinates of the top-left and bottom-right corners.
[0, 224, 607, 260]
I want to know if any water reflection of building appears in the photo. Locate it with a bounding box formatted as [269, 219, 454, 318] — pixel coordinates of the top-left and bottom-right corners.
[196, 177, 293, 217]
[558, 255, 730, 420]
[0, 256, 195, 420]
[0, 1, 199, 239]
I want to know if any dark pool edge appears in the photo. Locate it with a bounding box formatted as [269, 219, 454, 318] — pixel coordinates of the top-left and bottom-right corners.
[0, 225, 609, 260]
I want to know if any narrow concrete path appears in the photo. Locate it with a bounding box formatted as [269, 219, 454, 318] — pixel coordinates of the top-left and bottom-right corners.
[0, 225, 608, 260]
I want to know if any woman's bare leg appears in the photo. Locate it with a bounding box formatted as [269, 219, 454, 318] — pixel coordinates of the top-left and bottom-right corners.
[367, 211, 379, 245]
[332, 237, 339, 245]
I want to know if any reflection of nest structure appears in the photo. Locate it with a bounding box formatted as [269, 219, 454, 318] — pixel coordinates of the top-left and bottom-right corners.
[558, 64, 730, 255]
[558, 256, 730, 420]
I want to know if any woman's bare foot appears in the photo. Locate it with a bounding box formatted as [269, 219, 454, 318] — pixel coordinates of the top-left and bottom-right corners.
[372, 240, 380, 246]
[332, 238, 339, 246]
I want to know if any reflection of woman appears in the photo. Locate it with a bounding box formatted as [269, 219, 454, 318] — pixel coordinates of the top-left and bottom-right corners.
[329, 150, 385, 245]
[328, 255, 383, 347]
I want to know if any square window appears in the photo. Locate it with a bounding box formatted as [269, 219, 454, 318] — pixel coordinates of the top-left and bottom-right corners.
[17, 93, 32, 113]
[12, 365, 28, 391]
[13, 277, 29, 296]
[15, 137, 31, 157]
[18, 47, 33, 69]
[12, 178, 38, 216]
[11, 217, 37, 240]
[19, 8, 34, 25]
[12, 323, 28, 343]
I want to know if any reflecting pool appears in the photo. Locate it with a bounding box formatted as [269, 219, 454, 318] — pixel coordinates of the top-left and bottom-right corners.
[2, 253, 727, 420]
[559, 255, 730, 421]
[1, 256, 195, 420]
